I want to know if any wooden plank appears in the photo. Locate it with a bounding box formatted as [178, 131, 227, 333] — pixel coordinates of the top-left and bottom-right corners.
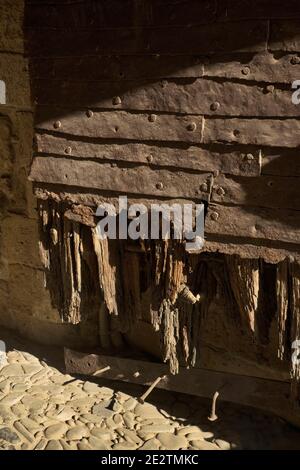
[26, 21, 268, 56]
[29, 156, 212, 200]
[26, 0, 147, 29]
[262, 148, 300, 177]
[36, 134, 262, 176]
[204, 118, 300, 147]
[34, 187, 198, 213]
[26, 0, 217, 28]
[32, 78, 297, 117]
[211, 174, 300, 211]
[202, 240, 300, 264]
[204, 52, 300, 84]
[205, 203, 300, 246]
[149, 0, 217, 26]
[30, 52, 300, 85]
[223, 0, 300, 19]
[148, 21, 268, 55]
[269, 21, 300, 52]
[29, 55, 205, 81]
[64, 348, 300, 428]
[36, 109, 204, 143]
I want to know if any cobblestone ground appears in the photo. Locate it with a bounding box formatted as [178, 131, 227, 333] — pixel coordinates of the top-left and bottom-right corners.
[0, 341, 300, 450]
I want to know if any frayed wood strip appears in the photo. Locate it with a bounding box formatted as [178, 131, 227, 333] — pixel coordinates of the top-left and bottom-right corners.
[72, 222, 82, 293]
[226, 255, 260, 333]
[121, 248, 142, 325]
[159, 299, 179, 375]
[277, 259, 289, 360]
[62, 217, 81, 324]
[290, 262, 300, 400]
[91, 229, 118, 317]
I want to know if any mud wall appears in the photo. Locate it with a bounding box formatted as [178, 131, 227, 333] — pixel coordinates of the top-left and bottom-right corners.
[0, 0, 97, 347]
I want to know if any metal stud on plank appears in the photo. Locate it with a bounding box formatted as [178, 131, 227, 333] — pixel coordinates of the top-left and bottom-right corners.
[187, 122, 197, 132]
[112, 96, 122, 105]
[210, 101, 220, 111]
[210, 211, 219, 221]
[217, 187, 225, 196]
[148, 114, 157, 122]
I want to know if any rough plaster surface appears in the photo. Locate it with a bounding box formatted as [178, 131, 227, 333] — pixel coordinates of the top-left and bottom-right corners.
[0, 0, 96, 348]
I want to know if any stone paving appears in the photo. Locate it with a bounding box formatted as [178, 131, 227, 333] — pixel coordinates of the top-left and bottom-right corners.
[0, 346, 300, 450]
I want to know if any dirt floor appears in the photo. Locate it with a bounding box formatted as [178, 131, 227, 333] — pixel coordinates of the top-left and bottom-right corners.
[0, 327, 299, 451]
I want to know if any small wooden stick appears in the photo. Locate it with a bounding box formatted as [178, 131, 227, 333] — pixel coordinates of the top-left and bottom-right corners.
[138, 375, 166, 404]
[92, 366, 111, 376]
[208, 391, 219, 422]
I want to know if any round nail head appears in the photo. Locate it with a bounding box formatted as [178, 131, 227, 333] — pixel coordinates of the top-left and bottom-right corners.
[187, 122, 197, 132]
[148, 114, 157, 122]
[210, 101, 220, 111]
[210, 211, 219, 221]
[112, 96, 122, 105]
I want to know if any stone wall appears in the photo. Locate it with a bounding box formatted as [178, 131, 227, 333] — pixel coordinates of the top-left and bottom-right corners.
[0, 0, 97, 347]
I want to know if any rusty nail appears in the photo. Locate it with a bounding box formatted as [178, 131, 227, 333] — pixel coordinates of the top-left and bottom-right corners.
[148, 114, 157, 123]
[139, 375, 166, 404]
[86, 109, 93, 118]
[200, 182, 208, 192]
[53, 121, 61, 129]
[147, 155, 154, 163]
[156, 182, 164, 190]
[210, 211, 219, 221]
[187, 122, 197, 132]
[208, 391, 219, 422]
[210, 101, 220, 111]
[112, 96, 122, 106]
[217, 187, 225, 196]
[241, 66, 250, 76]
[291, 56, 300, 65]
[65, 146, 72, 155]
[93, 366, 111, 376]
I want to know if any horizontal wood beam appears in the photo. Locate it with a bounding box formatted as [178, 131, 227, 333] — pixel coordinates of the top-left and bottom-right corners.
[64, 348, 300, 428]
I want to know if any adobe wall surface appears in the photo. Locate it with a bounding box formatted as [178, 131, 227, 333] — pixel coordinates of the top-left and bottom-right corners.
[0, 0, 97, 347]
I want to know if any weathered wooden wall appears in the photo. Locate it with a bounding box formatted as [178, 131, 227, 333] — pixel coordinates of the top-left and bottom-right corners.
[26, 0, 300, 263]
[25, 1, 300, 398]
